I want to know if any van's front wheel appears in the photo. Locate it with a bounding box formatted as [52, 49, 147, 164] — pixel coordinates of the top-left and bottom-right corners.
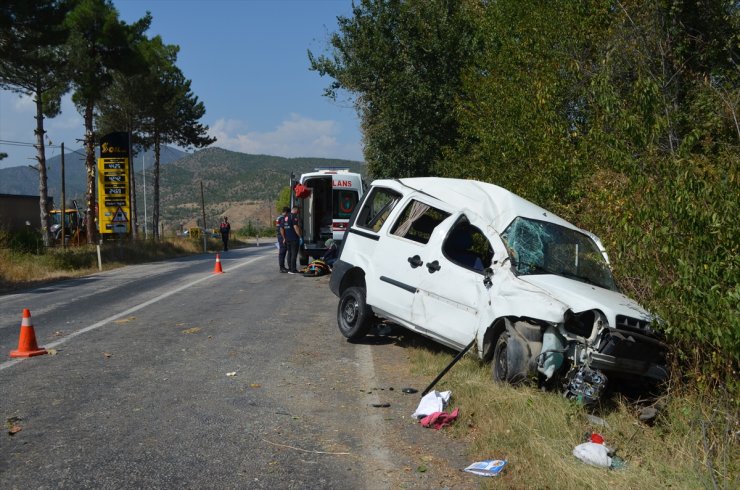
[491, 331, 528, 385]
[337, 286, 372, 340]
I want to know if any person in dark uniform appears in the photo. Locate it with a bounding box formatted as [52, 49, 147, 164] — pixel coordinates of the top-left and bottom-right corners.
[276, 207, 290, 273]
[285, 205, 302, 274]
[219, 216, 231, 251]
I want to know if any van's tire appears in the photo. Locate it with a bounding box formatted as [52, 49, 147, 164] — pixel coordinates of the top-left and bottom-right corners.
[337, 286, 372, 340]
[491, 332, 528, 385]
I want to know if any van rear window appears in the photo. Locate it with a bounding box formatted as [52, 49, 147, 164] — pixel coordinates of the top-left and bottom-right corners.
[333, 190, 359, 219]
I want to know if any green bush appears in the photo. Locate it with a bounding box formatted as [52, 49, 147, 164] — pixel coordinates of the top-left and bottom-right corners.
[0, 227, 44, 254]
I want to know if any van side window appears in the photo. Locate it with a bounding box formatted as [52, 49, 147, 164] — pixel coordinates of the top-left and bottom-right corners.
[356, 187, 402, 232]
[390, 200, 451, 244]
[442, 218, 493, 272]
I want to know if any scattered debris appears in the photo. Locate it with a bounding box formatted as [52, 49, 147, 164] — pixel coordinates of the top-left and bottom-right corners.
[113, 317, 136, 324]
[250, 383, 261, 388]
[589, 432, 604, 444]
[226, 372, 237, 377]
[463, 460, 507, 477]
[573, 433, 626, 470]
[6, 416, 23, 436]
[401, 387, 418, 394]
[420, 408, 459, 429]
[260, 437, 350, 455]
[412, 390, 451, 419]
[573, 442, 611, 468]
[638, 406, 658, 424]
[47, 348, 58, 356]
[585, 414, 610, 428]
[103, 352, 112, 358]
[182, 327, 201, 334]
[371, 403, 390, 408]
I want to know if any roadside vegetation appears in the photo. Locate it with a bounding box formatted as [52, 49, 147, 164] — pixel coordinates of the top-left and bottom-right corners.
[0, 231, 251, 294]
[310, 0, 738, 485]
[408, 339, 736, 488]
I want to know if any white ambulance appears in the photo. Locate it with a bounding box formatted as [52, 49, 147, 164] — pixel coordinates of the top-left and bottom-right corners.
[292, 168, 365, 263]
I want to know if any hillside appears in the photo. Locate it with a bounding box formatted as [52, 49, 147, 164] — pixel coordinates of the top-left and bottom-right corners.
[149, 147, 365, 231]
[1, 146, 365, 233]
[0, 146, 186, 205]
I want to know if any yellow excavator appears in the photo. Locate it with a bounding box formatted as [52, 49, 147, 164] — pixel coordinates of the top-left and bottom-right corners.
[50, 200, 85, 245]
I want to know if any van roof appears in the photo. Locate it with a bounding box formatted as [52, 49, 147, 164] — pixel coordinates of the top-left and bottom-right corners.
[382, 177, 580, 232]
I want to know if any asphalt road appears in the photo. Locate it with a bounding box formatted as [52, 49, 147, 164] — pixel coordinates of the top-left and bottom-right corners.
[0, 246, 472, 489]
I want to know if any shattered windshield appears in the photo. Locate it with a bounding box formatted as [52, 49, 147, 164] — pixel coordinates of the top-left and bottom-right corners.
[501, 217, 618, 291]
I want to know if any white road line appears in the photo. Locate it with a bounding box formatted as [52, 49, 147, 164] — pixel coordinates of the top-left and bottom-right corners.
[355, 343, 395, 486]
[0, 255, 265, 372]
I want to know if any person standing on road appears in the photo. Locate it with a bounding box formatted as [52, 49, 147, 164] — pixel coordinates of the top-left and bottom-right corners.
[285, 205, 302, 274]
[219, 216, 231, 251]
[276, 206, 290, 273]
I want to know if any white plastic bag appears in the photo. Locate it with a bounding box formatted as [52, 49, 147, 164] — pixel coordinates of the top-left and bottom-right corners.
[573, 442, 612, 468]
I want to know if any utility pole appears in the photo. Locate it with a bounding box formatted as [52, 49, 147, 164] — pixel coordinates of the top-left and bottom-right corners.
[129, 134, 137, 240]
[200, 181, 207, 252]
[143, 152, 148, 239]
[61, 142, 66, 250]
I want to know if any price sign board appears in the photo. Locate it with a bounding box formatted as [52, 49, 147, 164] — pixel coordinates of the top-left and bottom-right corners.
[97, 132, 131, 235]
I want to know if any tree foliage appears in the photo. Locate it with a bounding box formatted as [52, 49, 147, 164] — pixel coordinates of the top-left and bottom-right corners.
[97, 34, 215, 239]
[309, 0, 479, 177]
[65, 0, 150, 242]
[0, 0, 71, 246]
[314, 0, 739, 384]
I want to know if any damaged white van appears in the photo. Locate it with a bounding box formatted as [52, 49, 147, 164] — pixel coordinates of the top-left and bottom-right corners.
[329, 178, 667, 401]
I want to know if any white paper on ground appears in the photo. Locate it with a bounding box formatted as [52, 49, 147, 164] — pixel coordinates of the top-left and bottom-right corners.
[411, 390, 451, 419]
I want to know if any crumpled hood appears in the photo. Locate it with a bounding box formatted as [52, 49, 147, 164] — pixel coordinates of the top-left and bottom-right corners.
[519, 274, 653, 325]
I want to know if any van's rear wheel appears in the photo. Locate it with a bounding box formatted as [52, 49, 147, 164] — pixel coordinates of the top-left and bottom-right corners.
[337, 286, 372, 340]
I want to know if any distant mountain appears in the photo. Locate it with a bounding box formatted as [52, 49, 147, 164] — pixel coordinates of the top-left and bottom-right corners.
[0, 145, 366, 232]
[0, 146, 187, 205]
[151, 147, 366, 228]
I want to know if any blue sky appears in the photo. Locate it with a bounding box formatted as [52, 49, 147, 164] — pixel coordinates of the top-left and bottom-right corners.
[0, 0, 361, 169]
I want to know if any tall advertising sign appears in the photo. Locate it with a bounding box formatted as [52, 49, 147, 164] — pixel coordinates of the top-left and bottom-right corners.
[97, 132, 131, 235]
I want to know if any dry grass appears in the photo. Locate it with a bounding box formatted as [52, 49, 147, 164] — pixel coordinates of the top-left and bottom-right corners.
[0, 236, 249, 294]
[408, 346, 737, 489]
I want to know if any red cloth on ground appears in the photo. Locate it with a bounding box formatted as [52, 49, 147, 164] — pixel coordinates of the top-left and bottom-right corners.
[420, 407, 460, 429]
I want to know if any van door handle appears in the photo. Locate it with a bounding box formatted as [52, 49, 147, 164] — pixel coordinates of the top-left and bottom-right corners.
[426, 260, 441, 273]
[408, 255, 423, 268]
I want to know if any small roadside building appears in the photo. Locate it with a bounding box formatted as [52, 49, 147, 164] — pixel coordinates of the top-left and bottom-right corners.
[0, 194, 45, 232]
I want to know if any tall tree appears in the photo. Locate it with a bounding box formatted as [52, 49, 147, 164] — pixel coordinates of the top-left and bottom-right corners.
[136, 37, 215, 239]
[309, 0, 479, 178]
[0, 0, 71, 247]
[65, 0, 150, 243]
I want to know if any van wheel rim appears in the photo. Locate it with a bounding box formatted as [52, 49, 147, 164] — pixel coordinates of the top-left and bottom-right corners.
[342, 298, 357, 324]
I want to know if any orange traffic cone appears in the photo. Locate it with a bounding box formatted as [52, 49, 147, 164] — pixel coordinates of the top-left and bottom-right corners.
[10, 309, 47, 358]
[213, 253, 224, 274]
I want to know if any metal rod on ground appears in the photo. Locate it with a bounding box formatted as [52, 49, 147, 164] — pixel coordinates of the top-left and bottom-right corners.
[420, 337, 476, 397]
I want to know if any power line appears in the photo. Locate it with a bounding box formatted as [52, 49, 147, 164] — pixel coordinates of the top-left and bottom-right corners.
[0, 138, 64, 148]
